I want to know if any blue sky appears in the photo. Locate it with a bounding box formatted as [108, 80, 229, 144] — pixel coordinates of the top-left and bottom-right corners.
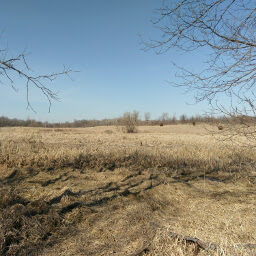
[0, 0, 208, 122]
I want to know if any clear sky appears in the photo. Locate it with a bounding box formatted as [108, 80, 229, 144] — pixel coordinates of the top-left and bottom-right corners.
[0, 0, 208, 122]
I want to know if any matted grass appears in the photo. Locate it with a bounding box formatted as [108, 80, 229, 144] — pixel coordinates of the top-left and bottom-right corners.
[0, 125, 255, 255]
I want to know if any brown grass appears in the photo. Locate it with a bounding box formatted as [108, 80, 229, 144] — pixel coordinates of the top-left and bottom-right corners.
[0, 125, 255, 255]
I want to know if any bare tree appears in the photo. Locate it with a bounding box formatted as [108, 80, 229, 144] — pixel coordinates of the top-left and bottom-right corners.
[180, 114, 187, 124]
[144, 112, 151, 122]
[143, 0, 256, 144]
[132, 110, 140, 122]
[160, 112, 169, 122]
[171, 114, 177, 124]
[0, 37, 72, 112]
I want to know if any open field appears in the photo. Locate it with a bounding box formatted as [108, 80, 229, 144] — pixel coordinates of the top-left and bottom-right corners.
[0, 125, 255, 255]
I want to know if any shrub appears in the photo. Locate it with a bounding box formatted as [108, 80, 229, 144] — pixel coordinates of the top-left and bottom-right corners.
[218, 125, 224, 130]
[120, 111, 139, 133]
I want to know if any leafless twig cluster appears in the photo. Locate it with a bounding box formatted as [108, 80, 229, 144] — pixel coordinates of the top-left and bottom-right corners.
[0, 39, 72, 112]
[143, 0, 256, 144]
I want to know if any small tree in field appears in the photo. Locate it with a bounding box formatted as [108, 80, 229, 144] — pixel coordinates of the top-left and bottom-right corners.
[121, 111, 139, 133]
[180, 114, 187, 124]
[160, 112, 169, 124]
[144, 112, 151, 122]
[171, 114, 177, 124]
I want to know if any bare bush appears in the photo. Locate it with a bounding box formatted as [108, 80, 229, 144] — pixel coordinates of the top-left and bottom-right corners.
[218, 125, 224, 131]
[120, 111, 139, 133]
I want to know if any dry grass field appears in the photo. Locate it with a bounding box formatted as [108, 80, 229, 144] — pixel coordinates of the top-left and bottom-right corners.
[0, 124, 255, 255]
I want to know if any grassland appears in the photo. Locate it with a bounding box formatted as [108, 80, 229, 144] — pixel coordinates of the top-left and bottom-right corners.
[0, 124, 255, 255]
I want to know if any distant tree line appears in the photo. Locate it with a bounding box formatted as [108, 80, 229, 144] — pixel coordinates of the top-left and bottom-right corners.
[0, 112, 237, 128]
[0, 116, 113, 128]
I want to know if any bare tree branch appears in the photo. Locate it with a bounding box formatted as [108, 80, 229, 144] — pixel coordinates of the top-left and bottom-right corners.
[0, 40, 72, 112]
[143, 0, 256, 144]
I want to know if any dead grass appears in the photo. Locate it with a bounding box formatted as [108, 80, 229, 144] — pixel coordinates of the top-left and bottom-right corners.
[0, 125, 255, 255]
[0, 187, 65, 256]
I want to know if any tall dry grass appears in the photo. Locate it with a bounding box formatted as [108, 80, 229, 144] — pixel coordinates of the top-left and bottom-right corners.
[0, 125, 255, 172]
[0, 125, 255, 255]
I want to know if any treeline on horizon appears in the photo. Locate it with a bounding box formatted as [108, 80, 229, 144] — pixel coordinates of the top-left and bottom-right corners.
[0, 113, 227, 128]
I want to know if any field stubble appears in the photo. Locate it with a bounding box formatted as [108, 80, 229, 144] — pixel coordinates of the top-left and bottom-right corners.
[0, 125, 255, 255]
